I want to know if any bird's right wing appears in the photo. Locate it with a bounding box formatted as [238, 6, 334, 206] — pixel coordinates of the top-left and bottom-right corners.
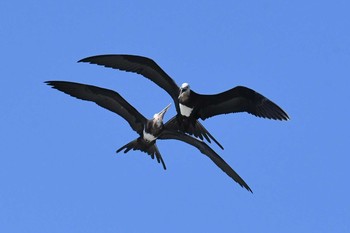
[45, 81, 147, 135]
[158, 130, 252, 192]
[78, 54, 181, 113]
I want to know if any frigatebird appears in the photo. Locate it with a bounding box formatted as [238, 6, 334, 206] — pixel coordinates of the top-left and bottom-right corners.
[78, 54, 290, 150]
[45, 81, 252, 192]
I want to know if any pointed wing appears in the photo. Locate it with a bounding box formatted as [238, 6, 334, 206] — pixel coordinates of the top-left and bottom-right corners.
[195, 86, 289, 121]
[78, 54, 181, 113]
[158, 130, 252, 192]
[45, 81, 147, 135]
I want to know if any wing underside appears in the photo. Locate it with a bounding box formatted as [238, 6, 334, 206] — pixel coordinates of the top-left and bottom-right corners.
[78, 54, 181, 113]
[158, 130, 252, 192]
[196, 86, 289, 121]
[45, 81, 147, 134]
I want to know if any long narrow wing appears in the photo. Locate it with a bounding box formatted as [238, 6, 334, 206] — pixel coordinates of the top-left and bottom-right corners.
[45, 81, 147, 135]
[158, 130, 252, 192]
[195, 86, 289, 121]
[78, 54, 181, 113]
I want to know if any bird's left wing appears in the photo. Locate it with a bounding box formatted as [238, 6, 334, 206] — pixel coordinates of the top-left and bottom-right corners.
[158, 130, 252, 192]
[45, 81, 147, 135]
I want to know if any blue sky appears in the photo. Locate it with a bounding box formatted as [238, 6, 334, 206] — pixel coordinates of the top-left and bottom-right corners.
[1, 1, 349, 232]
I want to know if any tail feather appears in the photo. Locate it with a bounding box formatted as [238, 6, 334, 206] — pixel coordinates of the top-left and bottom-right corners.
[116, 138, 167, 170]
[194, 120, 224, 150]
[165, 116, 224, 150]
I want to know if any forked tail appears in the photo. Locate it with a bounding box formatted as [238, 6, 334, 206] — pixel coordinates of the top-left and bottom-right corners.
[165, 116, 224, 150]
[193, 120, 224, 150]
[116, 138, 167, 170]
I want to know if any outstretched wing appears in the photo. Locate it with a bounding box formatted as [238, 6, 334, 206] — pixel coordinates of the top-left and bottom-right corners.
[195, 86, 289, 121]
[45, 81, 147, 135]
[78, 54, 181, 113]
[158, 130, 252, 192]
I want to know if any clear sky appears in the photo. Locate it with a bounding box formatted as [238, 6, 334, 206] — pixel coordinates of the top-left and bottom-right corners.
[1, 1, 349, 232]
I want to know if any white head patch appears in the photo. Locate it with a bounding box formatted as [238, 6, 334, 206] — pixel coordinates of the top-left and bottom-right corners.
[181, 83, 190, 89]
[153, 113, 162, 126]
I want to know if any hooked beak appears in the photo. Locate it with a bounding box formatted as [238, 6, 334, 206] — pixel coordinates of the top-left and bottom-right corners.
[157, 103, 171, 120]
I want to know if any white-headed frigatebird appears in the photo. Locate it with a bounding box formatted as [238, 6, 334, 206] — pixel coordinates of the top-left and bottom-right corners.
[78, 55, 290, 150]
[45, 81, 252, 192]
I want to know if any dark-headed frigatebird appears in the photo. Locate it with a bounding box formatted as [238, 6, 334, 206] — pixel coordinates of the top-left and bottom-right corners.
[78, 54, 290, 150]
[45, 81, 252, 192]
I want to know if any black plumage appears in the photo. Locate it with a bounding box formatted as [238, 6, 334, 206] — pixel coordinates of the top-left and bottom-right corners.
[78, 54, 289, 150]
[45, 81, 252, 192]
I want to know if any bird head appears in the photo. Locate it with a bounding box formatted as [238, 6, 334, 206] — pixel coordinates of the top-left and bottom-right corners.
[179, 83, 190, 98]
[153, 103, 171, 127]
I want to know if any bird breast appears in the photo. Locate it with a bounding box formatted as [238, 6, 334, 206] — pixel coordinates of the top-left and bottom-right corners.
[179, 103, 193, 117]
[143, 129, 157, 142]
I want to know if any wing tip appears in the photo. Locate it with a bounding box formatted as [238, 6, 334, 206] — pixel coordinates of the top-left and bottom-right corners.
[77, 58, 86, 63]
[77, 54, 104, 63]
[44, 80, 65, 91]
[44, 80, 54, 86]
[244, 184, 253, 193]
[77, 56, 95, 63]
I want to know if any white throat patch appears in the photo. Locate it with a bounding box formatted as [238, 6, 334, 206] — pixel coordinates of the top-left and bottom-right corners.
[143, 129, 157, 142]
[179, 103, 193, 117]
